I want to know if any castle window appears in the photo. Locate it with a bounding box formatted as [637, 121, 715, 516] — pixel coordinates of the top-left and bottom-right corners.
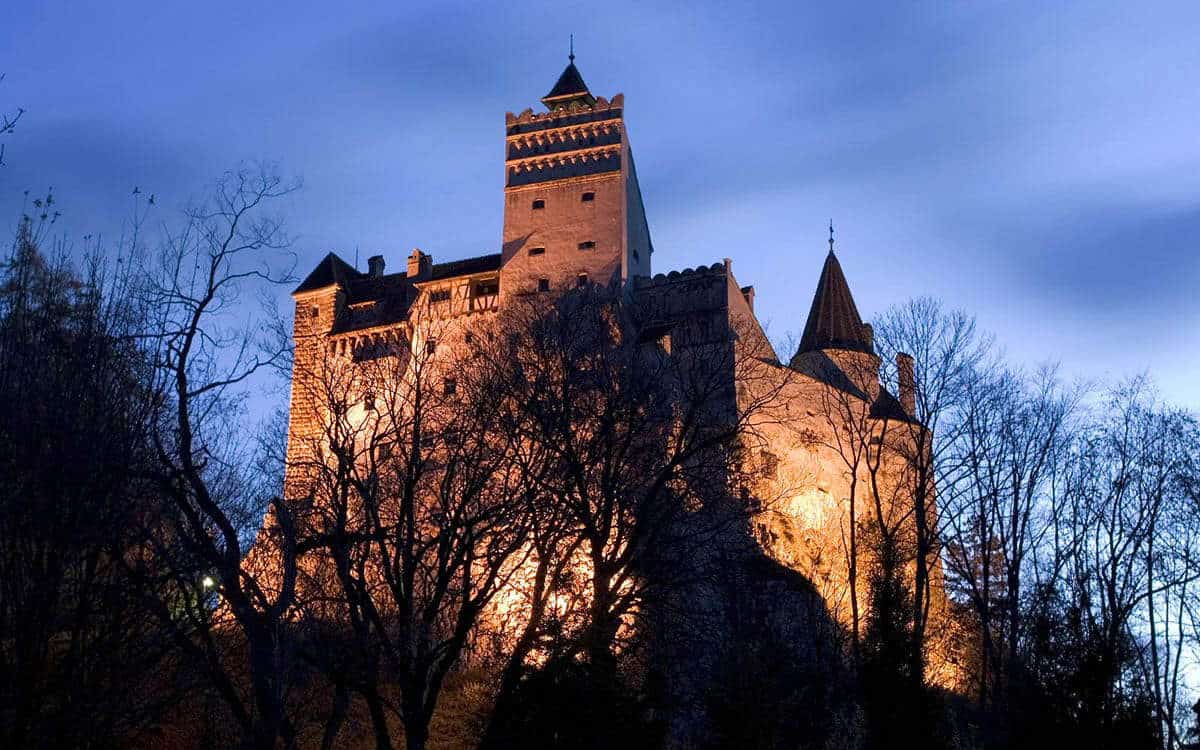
[538, 278, 550, 292]
[443, 378, 457, 396]
[309, 305, 320, 318]
[576, 274, 588, 288]
[474, 280, 499, 296]
[633, 250, 640, 263]
[529, 246, 546, 256]
[429, 289, 451, 303]
[376, 442, 392, 461]
[578, 241, 595, 251]
[363, 392, 376, 411]
[581, 192, 595, 202]
[531, 199, 545, 210]
[465, 332, 475, 345]
[426, 339, 437, 355]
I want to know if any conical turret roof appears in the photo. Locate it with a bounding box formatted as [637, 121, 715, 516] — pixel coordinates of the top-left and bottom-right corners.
[797, 251, 874, 355]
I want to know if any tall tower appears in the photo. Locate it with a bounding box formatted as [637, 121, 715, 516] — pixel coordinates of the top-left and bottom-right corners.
[500, 56, 653, 296]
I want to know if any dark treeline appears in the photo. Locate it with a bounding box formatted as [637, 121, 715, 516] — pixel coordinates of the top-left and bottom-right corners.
[2, 167, 1199, 750]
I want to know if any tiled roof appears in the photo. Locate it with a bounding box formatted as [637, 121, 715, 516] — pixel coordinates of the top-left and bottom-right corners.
[294, 252, 360, 294]
[797, 251, 874, 355]
[429, 253, 502, 280]
[870, 388, 918, 423]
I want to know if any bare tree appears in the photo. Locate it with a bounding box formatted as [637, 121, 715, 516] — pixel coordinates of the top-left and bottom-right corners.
[288, 306, 535, 750]
[875, 297, 994, 687]
[937, 364, 1079, 708]
[130, 165, 302, 750]
[1064, 379, 1199, 746]
[481, 286, 788, 722]
[0, 73, 23, 167]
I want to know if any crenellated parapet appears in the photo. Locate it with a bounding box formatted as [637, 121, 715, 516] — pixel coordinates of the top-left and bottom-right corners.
[632, 262, 735, 346]
[505, 95, 627, 188]
[505, 93, 624, 134]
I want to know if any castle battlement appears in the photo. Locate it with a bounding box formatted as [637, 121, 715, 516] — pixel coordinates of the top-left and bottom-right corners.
[504, 93, 624, 133]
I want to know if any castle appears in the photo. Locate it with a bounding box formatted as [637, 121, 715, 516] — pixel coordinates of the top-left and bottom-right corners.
[274, 55, 954, 732]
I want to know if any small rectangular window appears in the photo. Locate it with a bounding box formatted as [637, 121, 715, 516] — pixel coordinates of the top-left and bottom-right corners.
[581, 192, 595, 202]
[426, 339, 437, 355]
[465, 332, 475, 345]
[532, 199, 545, 210]
[578, 241, 595, 250]
[363, 392, 375, 411]
[529, 246, 546, 256]
[474, 280, 499, 296]
[538, 278, 550, 292]
[576, 274, 588, 288]
[429, 289, 451, 303]
[309, 306, 320, 318]
[443, 378, 457, 396]
[633, 250, 640, 263]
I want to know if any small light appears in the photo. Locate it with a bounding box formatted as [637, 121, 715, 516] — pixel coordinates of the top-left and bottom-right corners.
[202, 576, 216, 589]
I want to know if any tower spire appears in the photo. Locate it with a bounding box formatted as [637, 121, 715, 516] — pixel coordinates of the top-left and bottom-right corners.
[829, 219, 835, 254]
[795, 246, 874, 355]
[541, 48, 595, 110]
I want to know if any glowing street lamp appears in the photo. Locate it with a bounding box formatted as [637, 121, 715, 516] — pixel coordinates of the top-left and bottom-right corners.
[201, 575, 216, 590]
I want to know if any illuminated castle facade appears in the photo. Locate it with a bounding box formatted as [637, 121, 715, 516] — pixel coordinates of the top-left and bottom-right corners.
[276, 56, 956, 721]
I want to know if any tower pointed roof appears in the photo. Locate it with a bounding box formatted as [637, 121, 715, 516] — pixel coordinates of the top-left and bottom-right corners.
[542, 57, 596, 109]
[294, 252, 360, 294]
[797, 250, 874, 355]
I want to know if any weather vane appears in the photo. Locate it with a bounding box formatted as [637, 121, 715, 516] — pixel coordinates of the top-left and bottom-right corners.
[569, 33, 575, 63]
[829, 219, 835, 253]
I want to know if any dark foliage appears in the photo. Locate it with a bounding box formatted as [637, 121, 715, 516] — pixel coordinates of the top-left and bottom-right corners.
[481, 655, 663, 750]
[0, 223, 180, 748]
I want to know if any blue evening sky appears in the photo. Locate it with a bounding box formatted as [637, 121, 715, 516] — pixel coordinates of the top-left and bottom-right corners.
[2, 1, 1197, 408]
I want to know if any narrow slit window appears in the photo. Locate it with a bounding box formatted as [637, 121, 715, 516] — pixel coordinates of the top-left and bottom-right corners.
[363, 392, 375, 411]
[578, 241, 595, 250]
[581, 192, 595, 202]
[529, 246, 546, 256]
[531, 199, 545, 210]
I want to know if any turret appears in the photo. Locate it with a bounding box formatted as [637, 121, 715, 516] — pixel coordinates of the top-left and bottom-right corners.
[790, 230, 881, 397]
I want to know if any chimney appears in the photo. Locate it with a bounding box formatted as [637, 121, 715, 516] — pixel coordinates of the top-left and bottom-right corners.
[741, 285, 755, 312]
[406, 248, 432, 281]
[897, 352, 916, 415]
[367, 254, 386, 277]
